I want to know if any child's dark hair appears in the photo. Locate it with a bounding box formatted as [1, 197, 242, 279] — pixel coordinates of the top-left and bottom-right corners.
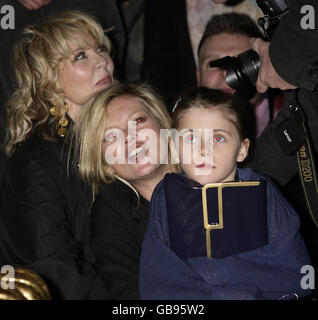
[172, 87, 256, 160]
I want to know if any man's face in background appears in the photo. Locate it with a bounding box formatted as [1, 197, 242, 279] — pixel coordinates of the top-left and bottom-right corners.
[197, 32, 252, 93]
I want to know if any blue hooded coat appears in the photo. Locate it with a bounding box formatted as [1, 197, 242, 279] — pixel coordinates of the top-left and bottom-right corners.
[139, 168, 312, 300]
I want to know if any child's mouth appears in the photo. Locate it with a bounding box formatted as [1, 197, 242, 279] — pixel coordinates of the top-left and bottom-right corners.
[196, 163, 214, 169]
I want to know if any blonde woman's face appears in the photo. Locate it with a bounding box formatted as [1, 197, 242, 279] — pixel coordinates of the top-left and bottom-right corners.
[59, 34, 114, 116]
[102, 96, 167, 184]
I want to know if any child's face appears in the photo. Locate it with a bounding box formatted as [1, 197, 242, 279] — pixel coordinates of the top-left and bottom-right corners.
[175, 107, 249, 185]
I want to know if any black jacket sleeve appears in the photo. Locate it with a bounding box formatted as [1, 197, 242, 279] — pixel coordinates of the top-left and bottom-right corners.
[269, 0, 318, 90]
[0, 153, 108, 300]
[90, 181, 148, 300]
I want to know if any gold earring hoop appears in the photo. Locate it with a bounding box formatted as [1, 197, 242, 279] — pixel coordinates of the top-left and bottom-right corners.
[49, 103, 69, 137]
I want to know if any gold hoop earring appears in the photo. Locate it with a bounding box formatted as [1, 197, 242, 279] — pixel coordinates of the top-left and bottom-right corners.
[50, 103, 69, 137]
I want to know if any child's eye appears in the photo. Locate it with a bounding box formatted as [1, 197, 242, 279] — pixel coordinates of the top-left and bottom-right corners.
[214, 135, 225, 143]
[185, 134, 196, 144]
[135, 117, 145, 125]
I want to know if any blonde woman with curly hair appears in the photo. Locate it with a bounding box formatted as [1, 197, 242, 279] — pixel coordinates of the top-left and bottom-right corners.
[0, 10, 114, 299]
[71, 82, 178, 299]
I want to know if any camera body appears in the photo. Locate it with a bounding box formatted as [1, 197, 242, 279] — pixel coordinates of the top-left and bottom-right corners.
[257, 0, 289, 40]
[209, 0, 289, 96]
[257, 0, 288, 17]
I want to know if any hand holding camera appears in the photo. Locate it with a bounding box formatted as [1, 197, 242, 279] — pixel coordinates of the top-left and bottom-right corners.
[251, 37, 297, 93]
[209, 0, 296, 95]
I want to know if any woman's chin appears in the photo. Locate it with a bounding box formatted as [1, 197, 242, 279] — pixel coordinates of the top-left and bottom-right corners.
[133, 162, 160, 178]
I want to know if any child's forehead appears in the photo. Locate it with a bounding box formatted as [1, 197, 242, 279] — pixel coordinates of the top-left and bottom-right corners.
[181, 106, 232, 122]
[178, 106, 239, 131]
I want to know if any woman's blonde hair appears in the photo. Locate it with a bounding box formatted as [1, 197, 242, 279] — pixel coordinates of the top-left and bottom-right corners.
[5, 10, 112, 155]
[72, 81, 178, 191]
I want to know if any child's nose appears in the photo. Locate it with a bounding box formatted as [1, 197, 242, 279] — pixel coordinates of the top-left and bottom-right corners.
[200, 140, 212, 156]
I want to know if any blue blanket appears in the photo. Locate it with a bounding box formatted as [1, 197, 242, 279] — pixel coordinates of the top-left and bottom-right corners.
[139, 168, 312, 300]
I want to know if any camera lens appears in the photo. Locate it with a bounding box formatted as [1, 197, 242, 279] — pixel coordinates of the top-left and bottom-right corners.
[239, 49, 260, 86]
[224, 49, 260, 95]
[209, 49, 260, 98]
[224, 57, 245, 91]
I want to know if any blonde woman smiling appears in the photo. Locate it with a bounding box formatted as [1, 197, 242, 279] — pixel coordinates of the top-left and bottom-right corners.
[72, 82, 178, 299]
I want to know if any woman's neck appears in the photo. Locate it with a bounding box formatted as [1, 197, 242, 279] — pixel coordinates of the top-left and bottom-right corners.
[65, 99, 83, 121]
[131, 165, 171, 201]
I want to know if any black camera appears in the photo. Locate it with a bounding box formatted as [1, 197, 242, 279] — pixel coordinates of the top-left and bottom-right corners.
[209, 0, 289, 97]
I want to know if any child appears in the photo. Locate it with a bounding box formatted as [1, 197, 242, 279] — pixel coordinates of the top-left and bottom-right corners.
[139, 87, 312, 300]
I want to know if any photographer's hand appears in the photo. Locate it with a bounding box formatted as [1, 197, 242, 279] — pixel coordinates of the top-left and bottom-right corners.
[251, 38, 297, 93]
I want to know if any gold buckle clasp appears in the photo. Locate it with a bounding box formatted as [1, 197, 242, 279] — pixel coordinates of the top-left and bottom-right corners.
[202, 181, 260, 258]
